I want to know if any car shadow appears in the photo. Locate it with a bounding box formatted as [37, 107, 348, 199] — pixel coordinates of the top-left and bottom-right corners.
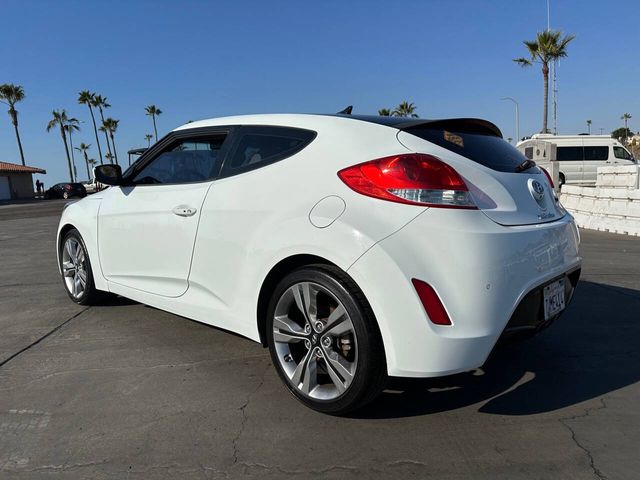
[352, 280, 640, 419]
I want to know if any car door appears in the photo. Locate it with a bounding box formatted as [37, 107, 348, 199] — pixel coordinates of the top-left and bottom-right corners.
[612, 146, 635, 165]
[97, 129, 231, 297]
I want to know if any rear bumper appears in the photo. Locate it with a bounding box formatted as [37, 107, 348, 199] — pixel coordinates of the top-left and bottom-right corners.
[347, 209, 582, 378]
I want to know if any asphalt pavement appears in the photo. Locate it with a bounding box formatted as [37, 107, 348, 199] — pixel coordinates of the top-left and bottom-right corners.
[1, 201, 639, 479]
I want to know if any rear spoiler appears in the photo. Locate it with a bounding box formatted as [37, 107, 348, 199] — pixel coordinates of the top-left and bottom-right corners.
[401, 118, 503, 139]
[329, 114, 503, 138]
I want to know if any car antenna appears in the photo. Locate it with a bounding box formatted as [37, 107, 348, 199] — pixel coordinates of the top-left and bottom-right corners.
[337, 105, 353, 115]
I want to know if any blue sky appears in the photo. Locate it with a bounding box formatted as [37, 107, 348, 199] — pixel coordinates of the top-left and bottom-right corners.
[1, 0, 638, 184]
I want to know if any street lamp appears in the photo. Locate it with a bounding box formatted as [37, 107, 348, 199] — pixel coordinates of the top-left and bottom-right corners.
[501, 97, 520, 143]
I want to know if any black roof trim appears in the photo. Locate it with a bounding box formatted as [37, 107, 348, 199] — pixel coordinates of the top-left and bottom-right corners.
[325, 114, 503, 138]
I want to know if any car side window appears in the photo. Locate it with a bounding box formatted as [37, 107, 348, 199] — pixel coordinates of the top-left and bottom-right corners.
[224, 126, 316, 174]
[132, 135, 226, 185]
[614, 146, 632, 160]
[583, 146, 609, 161]
[556, 146, 584, 161]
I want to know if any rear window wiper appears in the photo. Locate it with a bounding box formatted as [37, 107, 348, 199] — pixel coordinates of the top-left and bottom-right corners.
[515, 159, 536, 172]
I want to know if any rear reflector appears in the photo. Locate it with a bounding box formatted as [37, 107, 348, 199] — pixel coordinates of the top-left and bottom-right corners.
[411, 279, 452, 326]
[338, 153, 476, 208]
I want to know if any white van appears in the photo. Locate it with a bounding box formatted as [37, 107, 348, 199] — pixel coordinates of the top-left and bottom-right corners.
[517, 134, 636, 185]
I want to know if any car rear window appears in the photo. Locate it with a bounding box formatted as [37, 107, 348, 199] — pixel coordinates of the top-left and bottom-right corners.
[405, 126, 533, 173]
[224, 126, 316, 175]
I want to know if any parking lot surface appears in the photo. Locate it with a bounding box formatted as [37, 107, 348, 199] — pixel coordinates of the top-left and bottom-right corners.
[1, 201, 639, 479]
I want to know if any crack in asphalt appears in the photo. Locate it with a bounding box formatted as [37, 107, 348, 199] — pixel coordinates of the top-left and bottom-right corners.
[0, 307, 90, 369]
[231, 362, 271, 466]
[558, 398, 608, 480]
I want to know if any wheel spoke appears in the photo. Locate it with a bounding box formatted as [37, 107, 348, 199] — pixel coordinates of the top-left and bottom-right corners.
[292, 283, 316, 325]
[291, 348, 313, 387]
[76, 247, 85, 265]
[273, 315, 306, 343]
[324, 304, 349, 334]
[321, 347, 354, 393]
[300, 353, 318, 395]
[62, 261, 75, 277]
[73, 275, 80, 296]
[77, 269, 87, 286]
[66, 240, 77, 263]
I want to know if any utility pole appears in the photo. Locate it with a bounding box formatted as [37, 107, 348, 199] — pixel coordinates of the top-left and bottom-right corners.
[501, 97, 520, 142]
[548, 0, 558, 134]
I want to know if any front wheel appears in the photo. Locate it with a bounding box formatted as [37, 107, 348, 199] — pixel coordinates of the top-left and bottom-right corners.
[266, 265, 387, 415]
[59, 229, 103, 305]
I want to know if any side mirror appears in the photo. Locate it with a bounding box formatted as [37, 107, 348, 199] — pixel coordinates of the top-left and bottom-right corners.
[94, 164, 123, 186]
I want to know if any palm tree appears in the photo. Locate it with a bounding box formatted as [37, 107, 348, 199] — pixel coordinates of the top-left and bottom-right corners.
[47, 110, 75, 182]
[102, 118, 120, 165]
[0, 83, 27, 165]
[392, 101, 418, 118]
[145, 105, 162, 141]
[586, 119, 592, 134]
[78, 91, 103, 164]
[75, 142, 92, 181]
[92, 94, 113, 159]
[621, 113, 632, 142]
[64, 118, 81, 181]
[378, 108, 391, 116]
[514, 30, 575, 134]
[145, 133, 154, 147]
[105, 152, 114, 163]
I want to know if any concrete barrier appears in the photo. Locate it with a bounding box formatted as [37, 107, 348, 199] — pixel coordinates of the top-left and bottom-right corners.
[560, 165, 640, 236]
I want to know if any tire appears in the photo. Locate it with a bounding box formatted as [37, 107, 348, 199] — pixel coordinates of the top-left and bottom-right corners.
[266, 265, 387, 415]
[559, 172, 566, 188]
[63, 191, 69, 199]
[59, 229, 104, 305]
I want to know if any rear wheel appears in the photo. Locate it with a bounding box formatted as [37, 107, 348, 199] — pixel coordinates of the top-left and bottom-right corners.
[266, 265, 386, 415]
[559, 172, 566, 188]
[62, 191, 69, 199]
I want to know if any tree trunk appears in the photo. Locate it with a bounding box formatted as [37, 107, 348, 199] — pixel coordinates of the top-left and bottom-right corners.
[88, 105, 104, 164]
[153, 115, 158, 141]
[99, 107, 113, 157]
[84, 151, 91, 181]
[542, 62, 549, 134]
[111, 133, 118, 165]
[69, 130, 76, 178]
[10, 109, 26, 166]
[60, 126, 74, 182]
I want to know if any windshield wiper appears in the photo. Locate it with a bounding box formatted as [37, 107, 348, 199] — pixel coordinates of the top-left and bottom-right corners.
[515, 159, 536, 172]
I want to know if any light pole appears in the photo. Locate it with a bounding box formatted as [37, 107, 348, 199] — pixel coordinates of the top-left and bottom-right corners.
[501, 97, 520, 142]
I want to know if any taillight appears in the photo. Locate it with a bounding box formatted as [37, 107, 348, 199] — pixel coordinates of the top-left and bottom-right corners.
[541, 167, 554, 188]
[411, 279, 452, 326]
[337, 153, 476, 208]
[64, 184, 72, 191]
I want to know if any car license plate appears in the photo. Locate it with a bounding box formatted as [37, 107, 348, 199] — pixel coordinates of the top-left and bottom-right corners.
[543, 278, 565, 320]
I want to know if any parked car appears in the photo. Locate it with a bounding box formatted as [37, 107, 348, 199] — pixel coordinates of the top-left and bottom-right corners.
[56, 114, 581, 414]
[45, 182, 87, 199]
[517, 134, 636, 186]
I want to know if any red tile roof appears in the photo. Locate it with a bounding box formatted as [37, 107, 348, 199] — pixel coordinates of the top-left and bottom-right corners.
[0, 161, 46, 174]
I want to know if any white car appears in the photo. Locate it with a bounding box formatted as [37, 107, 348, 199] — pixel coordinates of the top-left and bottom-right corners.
[57, 114, 582, 414]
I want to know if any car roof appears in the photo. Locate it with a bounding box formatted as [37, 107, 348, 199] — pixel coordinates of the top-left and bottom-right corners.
[174, 113, 502, 137]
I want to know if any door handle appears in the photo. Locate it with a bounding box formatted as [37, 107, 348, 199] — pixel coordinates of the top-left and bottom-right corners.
[172, 205, 197, 217]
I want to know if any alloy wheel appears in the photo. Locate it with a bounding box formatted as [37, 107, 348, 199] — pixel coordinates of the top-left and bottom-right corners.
[62, 237, 88, 299]
[272, 281, 358, 400]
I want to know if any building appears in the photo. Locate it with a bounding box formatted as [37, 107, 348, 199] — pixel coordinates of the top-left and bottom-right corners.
[0, 161, 47, 201]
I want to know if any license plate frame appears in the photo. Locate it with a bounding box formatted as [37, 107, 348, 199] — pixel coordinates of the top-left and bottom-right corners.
[543, 278, 565, 321]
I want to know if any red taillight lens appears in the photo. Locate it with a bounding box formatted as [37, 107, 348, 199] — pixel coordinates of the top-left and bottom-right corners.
[64, 184, 72, 191]
[411, 279, 452, 326]
[541, 167, 554, 188]
[337, 153, 476, 208]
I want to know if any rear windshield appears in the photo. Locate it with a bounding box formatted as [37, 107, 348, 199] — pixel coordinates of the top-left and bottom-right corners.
[406, 127, 535, 173]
